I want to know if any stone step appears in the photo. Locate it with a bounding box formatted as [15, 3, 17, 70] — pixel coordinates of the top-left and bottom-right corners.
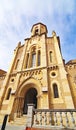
[10, 115, 27, 125]
[0, 115, 4, 124]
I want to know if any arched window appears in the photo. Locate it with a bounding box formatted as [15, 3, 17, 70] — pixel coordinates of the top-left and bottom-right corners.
[38, 50, 41, 66]
[6, 88, 12, 100]
[49, 51, 52, 62]
[53, 83, 59, 98]
[15, 59, 19, 69]
[32, 52, 36, 67]
[26, 53, 29, 68]
[35, 27, 38, 35]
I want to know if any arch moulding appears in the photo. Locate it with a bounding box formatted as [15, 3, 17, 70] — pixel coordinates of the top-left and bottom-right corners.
[15, 77, 42, 97]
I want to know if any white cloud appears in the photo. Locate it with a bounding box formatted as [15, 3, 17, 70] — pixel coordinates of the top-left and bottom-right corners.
[0, 0, 76, 70]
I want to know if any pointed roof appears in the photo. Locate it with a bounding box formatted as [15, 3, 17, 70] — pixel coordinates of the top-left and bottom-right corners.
[66, 59, 76, 65]
[0, 69, 7, 76]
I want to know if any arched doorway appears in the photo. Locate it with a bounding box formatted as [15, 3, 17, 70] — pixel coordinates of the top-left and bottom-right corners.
[23, 88, 37, 114]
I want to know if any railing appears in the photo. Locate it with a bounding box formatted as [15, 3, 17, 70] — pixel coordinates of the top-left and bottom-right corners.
[26, 104, 76, 129]
[32, 109, 76, 128]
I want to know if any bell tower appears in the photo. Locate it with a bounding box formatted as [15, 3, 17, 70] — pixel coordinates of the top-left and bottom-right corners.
[31, 23, 48, 36]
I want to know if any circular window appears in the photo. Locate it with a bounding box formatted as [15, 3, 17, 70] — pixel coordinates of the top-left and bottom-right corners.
[50, 71, 57, 78]
[51, 72, 56, 76]
[11, 78, 14, 82]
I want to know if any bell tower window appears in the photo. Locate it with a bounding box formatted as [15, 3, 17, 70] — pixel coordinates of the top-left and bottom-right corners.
[35, 28, 38, 35]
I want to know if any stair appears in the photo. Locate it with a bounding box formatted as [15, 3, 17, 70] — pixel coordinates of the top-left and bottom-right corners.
[10, 115, 27, 126]
[0, 114, 4, 124]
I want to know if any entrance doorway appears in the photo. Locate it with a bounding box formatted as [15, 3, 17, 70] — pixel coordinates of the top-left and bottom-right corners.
[23, 88, 37, 114]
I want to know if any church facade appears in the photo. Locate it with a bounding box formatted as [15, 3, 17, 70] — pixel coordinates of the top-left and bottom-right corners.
[0, 23, 76, 122]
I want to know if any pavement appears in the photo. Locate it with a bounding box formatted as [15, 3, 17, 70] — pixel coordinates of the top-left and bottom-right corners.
[0, 124, 26, 130]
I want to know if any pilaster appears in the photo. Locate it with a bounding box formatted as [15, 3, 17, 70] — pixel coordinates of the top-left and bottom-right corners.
[53, 32, 74, 108]
[0, 42, 21, 109]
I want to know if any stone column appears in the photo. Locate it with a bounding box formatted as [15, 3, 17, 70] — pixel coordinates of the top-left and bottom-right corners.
[26, 104, 34, 127]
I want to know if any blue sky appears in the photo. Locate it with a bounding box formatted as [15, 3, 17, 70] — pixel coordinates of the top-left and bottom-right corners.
[0, 0, 76, 71]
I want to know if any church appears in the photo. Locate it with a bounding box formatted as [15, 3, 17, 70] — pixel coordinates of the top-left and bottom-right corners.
[0, 23, 76, 123]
